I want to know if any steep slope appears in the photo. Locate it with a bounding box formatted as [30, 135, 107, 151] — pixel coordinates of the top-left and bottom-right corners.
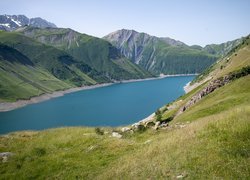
[155, 34, 250, 124]
[0, 44, 72, 102]
[0, 15, 56, 31]
[104, 29, 218, 75]
[0, 35, 249, 179]
[203, 38, 243, 56]
[0, 31, 109, 101]
[19, 27, 152, 80]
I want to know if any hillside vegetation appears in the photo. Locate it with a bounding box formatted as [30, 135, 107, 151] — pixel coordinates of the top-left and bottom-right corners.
[0, 30, 151, 102]
[104, 29, 222, 75]
[0, 36, 249, 178]
[19, 27, 152, 80]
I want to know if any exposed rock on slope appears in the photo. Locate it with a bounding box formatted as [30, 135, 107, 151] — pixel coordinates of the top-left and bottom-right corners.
[104, 29, 217, 75]
[20, 27, 152, 81]
[0, 15, 56, 31]
[178, 66, 250, 116]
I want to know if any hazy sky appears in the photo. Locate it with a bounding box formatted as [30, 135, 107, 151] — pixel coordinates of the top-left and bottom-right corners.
[1, 0, 250, 46]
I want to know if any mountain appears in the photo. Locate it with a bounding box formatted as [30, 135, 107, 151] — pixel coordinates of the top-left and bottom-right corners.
[0, 15, 56, 31]
[0, 43, 72, 101]
[203, 38, 243, 56]
[0, 31, 106, 101]
[1, 35, 249, 179]
[104, 29, 218, 75]
[0, 29, 151, 101]
[18, 27, 152, 81]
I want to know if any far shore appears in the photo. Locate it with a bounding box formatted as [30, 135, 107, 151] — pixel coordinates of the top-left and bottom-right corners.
[0, 73, 197, 112]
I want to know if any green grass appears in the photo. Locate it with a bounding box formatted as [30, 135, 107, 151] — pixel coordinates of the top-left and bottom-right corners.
[0, 105, 249, 179]
[0, 73, 249, 178]
[174, 75, 250, 123]
[20, 27, 152, 81]
[105, 29, 218, 75]
[193, 35, 250, 84]
[0, 29, 249, 179]
[0, 61, 71, 102]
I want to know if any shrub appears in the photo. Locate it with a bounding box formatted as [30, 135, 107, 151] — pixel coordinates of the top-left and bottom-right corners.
[95, 128, 104, 135]
[33, 148, 46, 157]
[155, 109, 162, 121]
[137, 124, 146, 133]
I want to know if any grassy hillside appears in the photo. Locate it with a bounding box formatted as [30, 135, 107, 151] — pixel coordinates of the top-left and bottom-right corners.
[0, 35, 249, 178]
[0, 29, 152, 101]
[0, 31, 107, 84]
[203, 37, 242, 56]
[20, 27, 152, 80]
[0, 31, 106, 101]
[193, 35, 250, 83]
[0, 44, 72, 102]
[104, 29, 218, 75]
[0, 76, 249, 178]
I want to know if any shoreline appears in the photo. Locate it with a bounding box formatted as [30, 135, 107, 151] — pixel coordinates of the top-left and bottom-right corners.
[183, 81, 191, 93]
[0, 83, 113, 112]
[119, 73, 198, 84]
[183, 76, 212, 94]
[0, 74, 197, 112]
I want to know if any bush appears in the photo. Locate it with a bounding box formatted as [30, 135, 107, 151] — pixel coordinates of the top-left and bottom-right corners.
[155, 109, 162, 121]
[33, 148, 46, 157]
[95, 128, 104, 135]
[162, 116, 174, 123]
[137, 124, 146, 133]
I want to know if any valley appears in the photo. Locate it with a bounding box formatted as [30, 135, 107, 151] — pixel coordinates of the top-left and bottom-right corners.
[0, 8, 249, 179]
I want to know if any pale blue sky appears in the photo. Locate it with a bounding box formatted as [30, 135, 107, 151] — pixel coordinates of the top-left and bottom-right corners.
[1, 0, 249, 46]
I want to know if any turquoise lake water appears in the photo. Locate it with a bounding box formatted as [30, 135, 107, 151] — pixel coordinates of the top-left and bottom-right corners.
[0, 76, 194, 134]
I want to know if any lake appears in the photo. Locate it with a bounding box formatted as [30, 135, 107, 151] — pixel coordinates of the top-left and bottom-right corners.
[0, 75, 194, 134]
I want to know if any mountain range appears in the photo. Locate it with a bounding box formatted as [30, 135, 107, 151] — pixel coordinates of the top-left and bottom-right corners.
[1, 31, 249, 179]
[0, 15, 245, 102]
[0, 15, 56, 31]
[104, 29, 242, 74]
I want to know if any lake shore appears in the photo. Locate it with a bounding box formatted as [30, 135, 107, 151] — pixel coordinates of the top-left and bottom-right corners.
[0, 74, 197, 112]
[0, 83, 113, 112]
[183, 75, 212, 94]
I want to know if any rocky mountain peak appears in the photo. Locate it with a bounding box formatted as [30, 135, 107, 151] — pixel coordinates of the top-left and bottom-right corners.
[0, 14, 57, 31]
[104, 29, 186, 47]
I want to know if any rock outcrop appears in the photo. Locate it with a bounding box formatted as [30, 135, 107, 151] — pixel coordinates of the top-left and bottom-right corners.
[0, 152, 14, 163]
[178, 66, 250, 115]
[0, 15, 56, 31]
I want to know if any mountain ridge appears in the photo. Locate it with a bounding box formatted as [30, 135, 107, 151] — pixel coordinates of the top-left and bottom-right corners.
[0, 34, 249, 179]
[0, 14, 56, 31]
[104, 29, 218, 75]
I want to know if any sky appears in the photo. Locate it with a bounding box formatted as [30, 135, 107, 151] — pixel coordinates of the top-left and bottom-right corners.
[1, 0, 250, 46]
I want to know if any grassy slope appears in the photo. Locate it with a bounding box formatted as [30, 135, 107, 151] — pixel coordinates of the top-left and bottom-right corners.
[152, 43, 217, 74]
[0, 61, 71, 102]
[0, 86, 249, 178]
[0, 36, 249, 178]
[0, 31, 99, 85]
[20, 27, 152, 80]
[0, 44, 71, 102]
[193, 35, 250, 83]
[0, 31, 109, 101]
[104, 30, 218, 75]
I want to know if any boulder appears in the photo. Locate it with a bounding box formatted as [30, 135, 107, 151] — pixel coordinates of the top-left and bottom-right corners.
[0, 152, 13, 163]
[112, 132, 122, 138]
[121, 127, 131, 132]
[153, 121, 161, 130]
[132, 122, 140, 128]
[145, 121, 155, 128]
